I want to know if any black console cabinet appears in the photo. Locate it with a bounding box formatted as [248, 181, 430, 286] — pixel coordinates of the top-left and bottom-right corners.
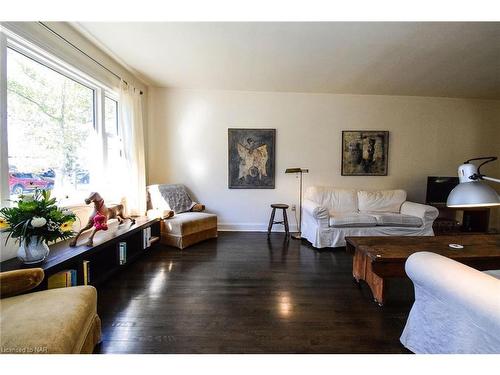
[431, 204, 490, 235]
[0, 217, 160, 291]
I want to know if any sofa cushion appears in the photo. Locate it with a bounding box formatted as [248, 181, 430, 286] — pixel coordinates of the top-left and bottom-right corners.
[162, 212, 217, 236]
[305, 186, 358, 214]
[0, 286, 99, 354]
[358, 190, 407, 213]
[329, 213, 377, 228]
[369, 212, 423, 227]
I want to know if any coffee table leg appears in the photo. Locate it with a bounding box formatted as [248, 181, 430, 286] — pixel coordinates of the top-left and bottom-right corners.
[352, 249, 386, 306]
[353, 276, 362, 288]
[352, 250, 364, 282]
[365, 267, 386, 306]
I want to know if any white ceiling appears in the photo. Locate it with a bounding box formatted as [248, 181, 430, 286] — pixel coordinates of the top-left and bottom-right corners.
[74, 22, 500, 99]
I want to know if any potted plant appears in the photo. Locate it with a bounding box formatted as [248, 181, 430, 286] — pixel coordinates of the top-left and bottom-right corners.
[0, 189, 76, 264]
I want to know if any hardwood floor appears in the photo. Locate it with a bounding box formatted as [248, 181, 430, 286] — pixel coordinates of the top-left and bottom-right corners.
[95, 232, 413, 353]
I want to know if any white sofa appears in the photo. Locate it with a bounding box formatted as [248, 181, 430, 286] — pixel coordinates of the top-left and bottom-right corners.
[400, 252, 500, 354]
[301, 187, 439, 248]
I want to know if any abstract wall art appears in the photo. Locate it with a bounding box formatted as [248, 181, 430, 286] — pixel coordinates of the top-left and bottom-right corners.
[341, 130, 389, 176]
[228, 128, 276, 189]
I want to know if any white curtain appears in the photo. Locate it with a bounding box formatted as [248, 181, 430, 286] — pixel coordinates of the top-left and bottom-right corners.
[119, 81, 147, 216]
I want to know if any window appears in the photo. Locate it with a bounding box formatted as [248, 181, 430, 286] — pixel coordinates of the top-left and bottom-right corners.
[105, 97, 118, 136]
[0, 31, 123, 206]
[7, 47, 97, 201]
[103, 96, 125, 196]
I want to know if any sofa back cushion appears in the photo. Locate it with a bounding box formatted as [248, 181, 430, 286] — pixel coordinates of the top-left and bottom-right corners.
[358, 189, 407, 213]
[305, 186, 358, 214]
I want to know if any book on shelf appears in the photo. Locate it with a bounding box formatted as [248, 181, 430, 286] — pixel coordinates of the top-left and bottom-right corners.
[143, 227, 152, 249]
[118, 242, 127, 265]
[47, 269, 77, 289]
[83, 260, 90, 285]
[70, 269, 76, 286]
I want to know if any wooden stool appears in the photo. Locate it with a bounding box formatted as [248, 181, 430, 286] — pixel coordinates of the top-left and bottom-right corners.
[267, 204, 290, 235]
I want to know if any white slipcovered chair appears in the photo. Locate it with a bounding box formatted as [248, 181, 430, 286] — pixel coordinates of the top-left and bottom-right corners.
[301, 187, 439, 248]
[400, 252, 500, 354]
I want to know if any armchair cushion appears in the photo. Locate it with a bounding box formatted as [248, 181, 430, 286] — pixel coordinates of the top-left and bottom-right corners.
[161, 212, 217, 249]
[0, 268, 44, 299]
[163, 212, 217, 236]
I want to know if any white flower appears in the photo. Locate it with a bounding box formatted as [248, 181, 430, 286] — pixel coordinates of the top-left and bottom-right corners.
[31, 217, 47, 228]
[20, 194, 34, 202]
[47, 220, 59, 231]
[61, 209, 73, 216]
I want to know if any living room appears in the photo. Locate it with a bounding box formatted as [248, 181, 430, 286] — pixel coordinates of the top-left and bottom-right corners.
[1, 1, 500, 372]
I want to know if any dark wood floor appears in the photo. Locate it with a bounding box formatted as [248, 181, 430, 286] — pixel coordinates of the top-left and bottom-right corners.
[95, 232, 414, 353]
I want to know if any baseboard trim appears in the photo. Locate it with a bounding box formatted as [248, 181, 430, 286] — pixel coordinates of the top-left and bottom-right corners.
[218, 223, 299, 232]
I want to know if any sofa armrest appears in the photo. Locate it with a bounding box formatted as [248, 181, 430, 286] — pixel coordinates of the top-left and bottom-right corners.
[191, 203, 205, 212]
[405, 252, 500, 328]
[303, 199, 329, 228]
[400, 201, 438, 222]
[147, 209, 174, 220]
[0, 268, 44, 298]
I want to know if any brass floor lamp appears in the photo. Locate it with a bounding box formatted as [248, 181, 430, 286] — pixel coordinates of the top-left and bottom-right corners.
[285, 168, 309, 240]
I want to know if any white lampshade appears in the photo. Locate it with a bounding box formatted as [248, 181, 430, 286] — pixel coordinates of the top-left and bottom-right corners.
[447, 181, 500, 208]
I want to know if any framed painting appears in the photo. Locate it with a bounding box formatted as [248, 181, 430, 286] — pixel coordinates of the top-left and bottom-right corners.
[228, 128, 276, 189]
[341, 130, 389, 176]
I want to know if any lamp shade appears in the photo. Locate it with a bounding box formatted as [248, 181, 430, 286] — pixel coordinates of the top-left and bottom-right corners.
[447, 181, 500, 208]
[285, 168, 309, 173]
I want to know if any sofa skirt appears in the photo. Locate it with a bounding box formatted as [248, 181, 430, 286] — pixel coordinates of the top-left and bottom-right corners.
[301, 224, 435, 248]
[161, 212, 218, 249]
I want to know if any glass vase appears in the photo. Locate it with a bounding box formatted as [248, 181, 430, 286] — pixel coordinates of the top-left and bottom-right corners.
[17, 236, 50, 264]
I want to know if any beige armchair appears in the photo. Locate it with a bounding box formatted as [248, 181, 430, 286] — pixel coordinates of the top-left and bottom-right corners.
[0, 268, 101, 354]
[147, 184, 218, 249]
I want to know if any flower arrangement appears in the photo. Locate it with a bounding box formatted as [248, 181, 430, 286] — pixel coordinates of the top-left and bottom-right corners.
[0, 189, 76, 247]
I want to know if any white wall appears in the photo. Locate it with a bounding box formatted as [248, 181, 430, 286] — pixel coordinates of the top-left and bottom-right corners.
[147, 88, 500, 231]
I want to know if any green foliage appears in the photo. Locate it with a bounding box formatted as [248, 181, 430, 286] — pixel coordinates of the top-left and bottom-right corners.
[0, 189, 77, 246]
[7, 48, 94, 177]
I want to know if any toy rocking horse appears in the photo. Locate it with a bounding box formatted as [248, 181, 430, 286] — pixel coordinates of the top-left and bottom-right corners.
[69, 192, 136, 247]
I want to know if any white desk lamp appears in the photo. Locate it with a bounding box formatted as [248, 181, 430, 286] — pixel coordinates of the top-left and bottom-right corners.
[447, 156, 500, 208]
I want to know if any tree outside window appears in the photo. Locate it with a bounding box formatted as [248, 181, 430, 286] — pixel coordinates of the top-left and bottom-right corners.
[7, 47, 99, 203]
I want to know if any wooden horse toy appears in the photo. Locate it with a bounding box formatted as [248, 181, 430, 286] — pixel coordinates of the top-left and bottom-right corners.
[69, 192, 136, 247]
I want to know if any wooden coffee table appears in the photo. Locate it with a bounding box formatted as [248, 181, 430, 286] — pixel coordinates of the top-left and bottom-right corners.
[346, 235, 500, 306]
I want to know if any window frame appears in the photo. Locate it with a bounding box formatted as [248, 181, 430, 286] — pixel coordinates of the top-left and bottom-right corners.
[103, 95, 121, 169]
[0, 29, 120, 206]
